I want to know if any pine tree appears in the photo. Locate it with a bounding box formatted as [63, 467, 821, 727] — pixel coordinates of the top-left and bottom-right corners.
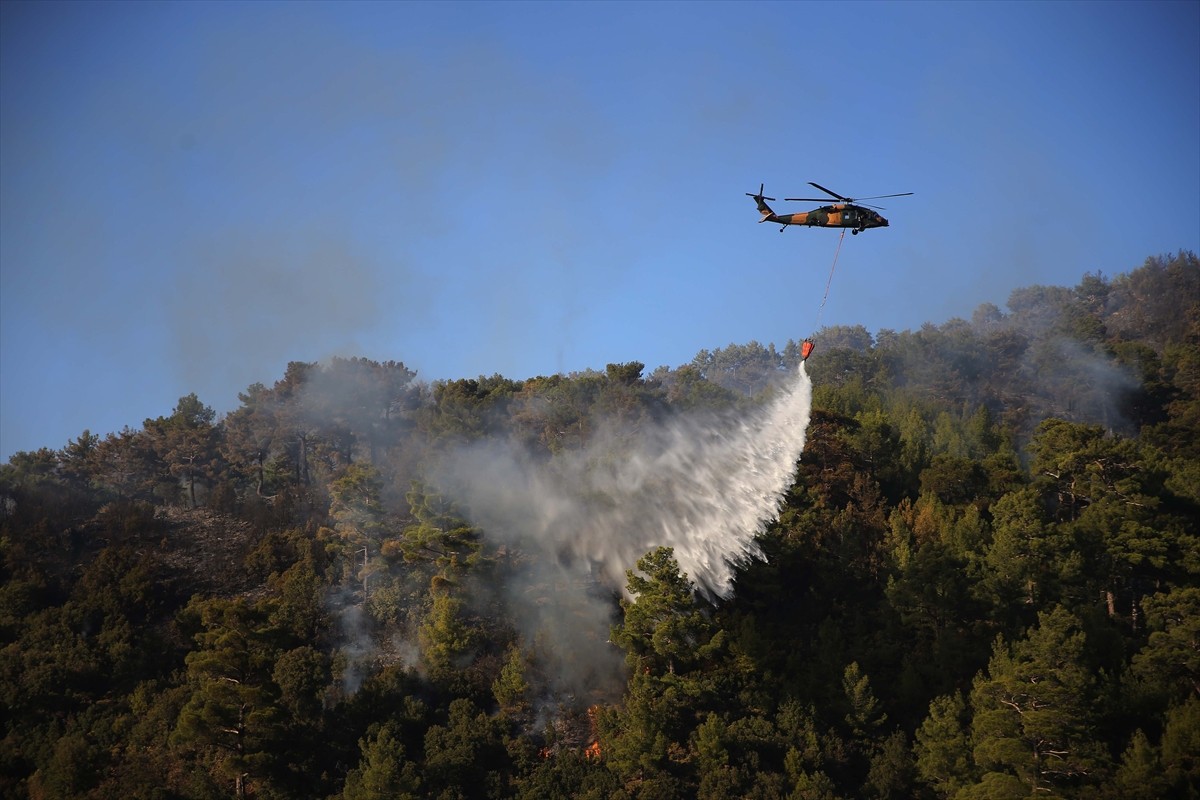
[968, 606, 1107, 795]
[171, 597, 288, 799]
[341, 721, 421, 800]
[913, 691, 974, 798]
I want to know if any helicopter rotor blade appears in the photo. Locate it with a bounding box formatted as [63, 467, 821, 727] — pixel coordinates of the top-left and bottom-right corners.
[808, 182, 850, 201]
[797, 183, 914, 203]
[853, 192, 914, 201]
[785, 198, 888, 209]
[779, 182, 914, 204]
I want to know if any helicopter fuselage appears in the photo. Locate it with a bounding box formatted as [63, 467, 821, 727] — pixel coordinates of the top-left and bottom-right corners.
[767, 203, 888, 233]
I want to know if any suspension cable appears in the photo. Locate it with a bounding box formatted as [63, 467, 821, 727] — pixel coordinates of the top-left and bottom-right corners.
[814, 228, 846, 330]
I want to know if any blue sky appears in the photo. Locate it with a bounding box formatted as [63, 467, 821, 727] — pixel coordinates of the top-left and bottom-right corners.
[2, 0, 1197, 461]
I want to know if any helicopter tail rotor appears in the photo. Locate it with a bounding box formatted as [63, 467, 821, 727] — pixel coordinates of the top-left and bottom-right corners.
[745, 183, 776, 202]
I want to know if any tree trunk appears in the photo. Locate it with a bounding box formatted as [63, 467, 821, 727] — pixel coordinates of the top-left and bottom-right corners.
[255, 452, 266, 497]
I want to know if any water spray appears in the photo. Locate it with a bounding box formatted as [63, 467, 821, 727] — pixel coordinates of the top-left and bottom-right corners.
[436, 361, 813, 599]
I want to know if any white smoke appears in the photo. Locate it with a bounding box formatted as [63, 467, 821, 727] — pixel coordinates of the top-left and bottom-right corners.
[434, 362, 813, 599]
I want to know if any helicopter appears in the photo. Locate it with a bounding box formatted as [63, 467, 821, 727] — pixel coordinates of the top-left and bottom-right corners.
[747, 182, 912, 234]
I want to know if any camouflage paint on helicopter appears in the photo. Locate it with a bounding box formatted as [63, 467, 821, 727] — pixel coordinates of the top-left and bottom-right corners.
[746, 182, 912, 234]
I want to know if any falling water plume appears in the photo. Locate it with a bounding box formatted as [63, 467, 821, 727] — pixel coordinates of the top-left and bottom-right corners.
[436, 361, 813, 599]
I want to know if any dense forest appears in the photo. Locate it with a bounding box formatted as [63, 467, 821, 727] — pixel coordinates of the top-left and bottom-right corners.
[2, 251, 1198, 800]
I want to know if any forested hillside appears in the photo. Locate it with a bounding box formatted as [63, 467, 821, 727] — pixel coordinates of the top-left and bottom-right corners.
[2, 251, 1198, 799]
